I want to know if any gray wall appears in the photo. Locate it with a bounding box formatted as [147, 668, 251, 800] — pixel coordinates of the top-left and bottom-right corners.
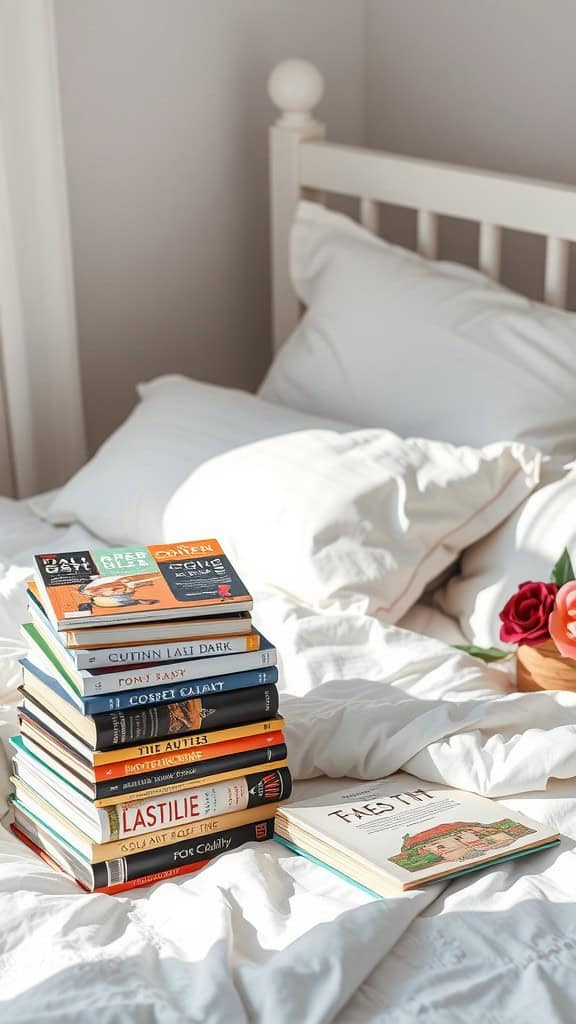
[55, 1, 576, 453]
[54, 0, 366, 453]
[365, 0, 576, 302]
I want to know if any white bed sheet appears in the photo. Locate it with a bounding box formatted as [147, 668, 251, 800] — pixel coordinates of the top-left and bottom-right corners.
[1, 496, 576, 1023]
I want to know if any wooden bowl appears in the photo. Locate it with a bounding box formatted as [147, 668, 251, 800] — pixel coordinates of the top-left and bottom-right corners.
[516, 639, 576, 692]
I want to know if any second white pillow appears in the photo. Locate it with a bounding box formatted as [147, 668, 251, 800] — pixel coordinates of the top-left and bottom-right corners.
[162, 429, 540, 623]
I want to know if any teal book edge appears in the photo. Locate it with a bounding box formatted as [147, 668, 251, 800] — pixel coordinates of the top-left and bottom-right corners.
[10, 735, 86, 799]
[273, 834, 560, 897]
[273, 835, 383, 899]
[10, 794, 89, 864]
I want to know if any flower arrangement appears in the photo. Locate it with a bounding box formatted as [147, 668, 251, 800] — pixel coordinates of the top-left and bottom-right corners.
[498, 549, 575, 656]
[459, 549, 576, 691]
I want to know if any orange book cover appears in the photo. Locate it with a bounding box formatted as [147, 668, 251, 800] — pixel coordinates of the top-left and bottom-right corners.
[33, 539, 252, 630]
[93, 730, 285, 781]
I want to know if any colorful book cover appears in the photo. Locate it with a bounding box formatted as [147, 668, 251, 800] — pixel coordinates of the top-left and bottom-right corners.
[27, 582, 253, 648]
[33, 539, 253, 629]
[17, 708, 284, 782]
[12, 789, 280, 864]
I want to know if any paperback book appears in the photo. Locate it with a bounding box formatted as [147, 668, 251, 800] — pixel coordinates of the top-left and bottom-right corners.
[33, 539, 253, 630]
[274, 772, 560, 896]
[27, 582, 253, 647]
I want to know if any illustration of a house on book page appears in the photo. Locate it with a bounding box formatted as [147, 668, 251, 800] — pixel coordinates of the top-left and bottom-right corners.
[389, 819, 536, 872]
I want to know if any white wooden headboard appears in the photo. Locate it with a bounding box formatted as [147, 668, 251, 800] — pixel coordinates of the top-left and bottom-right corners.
[268, 59, 576, 352]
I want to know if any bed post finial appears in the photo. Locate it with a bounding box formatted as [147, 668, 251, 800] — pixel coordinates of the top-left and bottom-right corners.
[268, 60, 325, 353]
[268, 59, 324, 128]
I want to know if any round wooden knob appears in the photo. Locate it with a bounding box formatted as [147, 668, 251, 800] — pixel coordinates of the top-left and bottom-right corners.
[268, 60, 325, 125]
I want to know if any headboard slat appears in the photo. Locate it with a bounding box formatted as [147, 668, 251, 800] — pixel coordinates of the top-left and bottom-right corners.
[359, 198, 379, 233]
[478, 222, 502, 281]
[544, 236, 569, 308]
[417, 210, 438, 259]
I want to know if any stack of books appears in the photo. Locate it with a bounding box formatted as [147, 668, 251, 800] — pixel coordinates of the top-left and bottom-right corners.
[10, 539, 291, 894]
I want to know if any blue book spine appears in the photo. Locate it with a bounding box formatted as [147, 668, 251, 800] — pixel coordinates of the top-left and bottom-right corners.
[21, 657, 279, 715]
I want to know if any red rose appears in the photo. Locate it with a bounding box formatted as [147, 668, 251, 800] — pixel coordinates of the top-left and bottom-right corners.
[499, 580, 558, 647]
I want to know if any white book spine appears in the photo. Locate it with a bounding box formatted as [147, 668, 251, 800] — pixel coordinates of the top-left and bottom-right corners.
[80, 646, 277, 697]
[103, 776, 252, 841]
[74, 634, 258, 670]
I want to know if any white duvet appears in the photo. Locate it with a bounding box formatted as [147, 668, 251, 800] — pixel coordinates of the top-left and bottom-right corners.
[1, 498, 576, 1023]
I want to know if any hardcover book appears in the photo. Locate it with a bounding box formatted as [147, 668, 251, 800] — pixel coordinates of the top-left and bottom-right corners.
[10, 823, 212, 894]
[18, 699, 283, 767]
[12, 789, 279, 864]
[21, 654, 278, 716]
[33, 539, 253, 630]
[12, 765, 292, 845]
[12, 805, 274, 892]
[27, 603, 261, 670]
[12, 732, 287, 802]
[274, 772, 560, 896]
[19, 672, 279, 749]
[17, 709, 285, 784]
[12, 757, 291, 842]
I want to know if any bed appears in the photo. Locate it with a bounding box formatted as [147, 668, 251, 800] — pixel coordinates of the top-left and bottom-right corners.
[2, 59, 576, 1023]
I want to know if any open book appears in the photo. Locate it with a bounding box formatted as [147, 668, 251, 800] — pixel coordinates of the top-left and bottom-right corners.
[274, 772, 560, 896]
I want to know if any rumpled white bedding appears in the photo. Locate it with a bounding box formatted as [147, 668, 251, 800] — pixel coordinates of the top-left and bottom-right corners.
[1, 497, 576, 1023]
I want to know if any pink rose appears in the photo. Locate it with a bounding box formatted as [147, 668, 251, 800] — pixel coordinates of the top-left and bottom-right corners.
[548, 580, 576, 658]
[499, 580, 558, 647]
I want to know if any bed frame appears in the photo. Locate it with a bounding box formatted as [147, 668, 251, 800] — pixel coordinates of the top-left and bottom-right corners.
[268, 59, 576, 352]
[4, 59, 576, 498]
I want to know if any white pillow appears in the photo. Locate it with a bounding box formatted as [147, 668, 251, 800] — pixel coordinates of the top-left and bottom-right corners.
[46, 376, 354, 544]
[260, 201, 576, 467]
[435, 466, 576, 647]
[162, 429, 540, 623]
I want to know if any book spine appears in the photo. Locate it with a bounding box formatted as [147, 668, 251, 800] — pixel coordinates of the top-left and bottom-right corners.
[74, 633, 260, 670]
[10, 820, 209, 895]
[92, 715, 282, 766]
[96, 804, 279, 860]
[94, 742, 287, 799]
[95, 860, 210, 894]
[93, 683, 279, 748]
[93, 729, 284, 781]
[103, 765, 292, 840]
[92, 817, 274, 889]
[84, 666, 278, 715]
[81, 645, 276, 697]
[94, 758, 289, 807]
